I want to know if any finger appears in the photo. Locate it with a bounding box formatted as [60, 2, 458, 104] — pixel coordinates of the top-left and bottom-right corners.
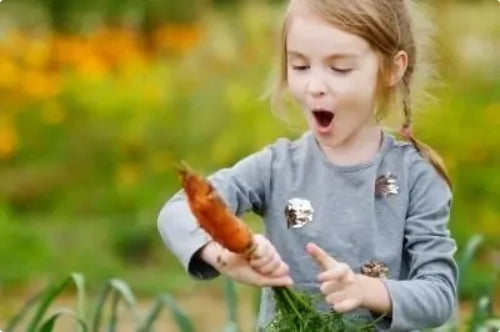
[318, 263, 350, 282]
[249, 250, 274, 270]
[258, 275, 294, 287]
[260, 254, 282, 275]
[325, 290, 346, 307]
[251, 235, 271, 259]
[319, 280, 342, 295]
[333, 298, 361, 313]
[268, 262, 290, 278]
[306, 242, 338, 271]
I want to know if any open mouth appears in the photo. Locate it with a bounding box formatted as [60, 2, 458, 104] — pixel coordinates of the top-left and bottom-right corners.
[312, 110, 334, 129]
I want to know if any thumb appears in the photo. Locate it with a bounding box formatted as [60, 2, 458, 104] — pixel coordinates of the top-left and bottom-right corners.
[306, 242, 337, 271]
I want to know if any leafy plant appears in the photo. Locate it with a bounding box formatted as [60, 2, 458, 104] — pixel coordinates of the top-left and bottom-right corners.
[443, 234, 500, 332]
[267, 290, 376, 332]
[5, 273, 197, 332]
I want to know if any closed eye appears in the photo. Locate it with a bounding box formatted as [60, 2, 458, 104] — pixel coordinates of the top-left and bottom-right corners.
[291, 65, 352, 74]
[331, 67, 352, 74]
[291, 65, 309, 71]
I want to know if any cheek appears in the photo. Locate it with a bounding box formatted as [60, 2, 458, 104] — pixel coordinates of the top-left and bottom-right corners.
[336, 71, 378, 107]
[286, 72, 306, 102]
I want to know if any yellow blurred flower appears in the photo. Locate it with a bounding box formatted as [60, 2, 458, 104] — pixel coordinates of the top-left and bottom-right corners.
[41, 101, 65, 125]
[0, 55, 21, 88]
[5, 31, 29, 58]
[24, 39, 51, 70]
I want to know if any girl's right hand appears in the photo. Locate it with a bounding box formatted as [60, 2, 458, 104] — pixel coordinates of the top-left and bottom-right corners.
[248, 234, 291, 279]
[201, 237, 293, 287]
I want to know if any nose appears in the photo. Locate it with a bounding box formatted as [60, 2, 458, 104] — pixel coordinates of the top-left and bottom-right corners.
[306, 71, 327, 97]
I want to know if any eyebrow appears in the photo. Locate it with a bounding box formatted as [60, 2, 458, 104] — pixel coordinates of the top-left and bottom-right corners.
[287, 50, 358, 60]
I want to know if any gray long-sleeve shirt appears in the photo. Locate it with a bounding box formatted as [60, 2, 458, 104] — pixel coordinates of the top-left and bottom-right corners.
[158, 131, 458, 331]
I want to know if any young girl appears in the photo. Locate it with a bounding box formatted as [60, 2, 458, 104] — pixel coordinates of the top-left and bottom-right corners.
[158, 0, 458, 330]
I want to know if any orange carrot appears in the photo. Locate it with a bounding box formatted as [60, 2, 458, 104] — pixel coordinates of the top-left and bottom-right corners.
[178, 163, 256, 256]
[178, 163, 316, 322]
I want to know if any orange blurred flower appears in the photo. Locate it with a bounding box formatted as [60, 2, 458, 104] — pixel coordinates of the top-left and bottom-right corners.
[91, 27, 143, 69]
[153, 23, 203, 54]
[22, 70, 61, 99]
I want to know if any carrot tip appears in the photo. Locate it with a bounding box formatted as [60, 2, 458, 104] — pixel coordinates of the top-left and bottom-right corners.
[176, 160, 191, 173]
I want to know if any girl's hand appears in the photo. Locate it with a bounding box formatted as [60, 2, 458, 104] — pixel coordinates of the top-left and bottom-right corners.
[306, 242, 365, 313]
[201, 240, 293, 288]
[249, 234, 291, 278]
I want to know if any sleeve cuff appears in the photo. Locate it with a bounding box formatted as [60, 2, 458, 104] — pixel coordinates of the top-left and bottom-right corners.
[372, 278, 397, 331]
[187, 244, 221, 280]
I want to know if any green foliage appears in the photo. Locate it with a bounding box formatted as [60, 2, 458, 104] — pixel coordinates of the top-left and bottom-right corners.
[6, 273, 85, 332]
[111, 216, 157, 265]
[6, 273, 197, 332]
[138, 294, 196, 332]
[442, 235, 500, 331]
[0, 205, 53, 285]
[268, 287, 375, 332]
[1, 0, 207, 32]
[6, 268, 498, 331]
[224, 277, 239, 332]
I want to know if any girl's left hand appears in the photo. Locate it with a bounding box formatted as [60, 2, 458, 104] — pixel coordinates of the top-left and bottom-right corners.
[306, 242, 365, 313]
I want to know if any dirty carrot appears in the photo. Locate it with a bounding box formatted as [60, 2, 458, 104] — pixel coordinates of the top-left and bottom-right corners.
[178, 162, 256, 256]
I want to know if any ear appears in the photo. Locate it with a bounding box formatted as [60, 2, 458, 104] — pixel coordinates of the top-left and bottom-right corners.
[388, 50, 408, 87]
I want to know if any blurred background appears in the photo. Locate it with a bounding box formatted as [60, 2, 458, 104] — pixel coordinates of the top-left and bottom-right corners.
[0, 0, 498, 330]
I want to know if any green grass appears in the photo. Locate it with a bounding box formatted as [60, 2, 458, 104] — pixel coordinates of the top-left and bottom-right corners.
[5, 273, 197, 332]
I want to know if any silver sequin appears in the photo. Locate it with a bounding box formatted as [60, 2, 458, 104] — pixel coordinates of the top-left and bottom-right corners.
[375, 173, 399, 197]
[284, 198, 314, 229]
[360, 260, 390, 278]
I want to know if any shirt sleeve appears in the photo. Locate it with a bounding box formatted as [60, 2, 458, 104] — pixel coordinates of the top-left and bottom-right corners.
[157, 146, 274, 280]
[376, 155, 459, 331]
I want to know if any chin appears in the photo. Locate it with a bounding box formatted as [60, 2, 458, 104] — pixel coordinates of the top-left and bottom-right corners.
[315, 127, 357, 148]
[313, 132, 340, 147]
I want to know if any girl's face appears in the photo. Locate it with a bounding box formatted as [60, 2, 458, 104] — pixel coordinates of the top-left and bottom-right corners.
[286, 13, 381, 148]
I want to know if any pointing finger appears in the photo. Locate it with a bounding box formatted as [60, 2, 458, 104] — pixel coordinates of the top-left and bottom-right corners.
[306, 242, 338, 271]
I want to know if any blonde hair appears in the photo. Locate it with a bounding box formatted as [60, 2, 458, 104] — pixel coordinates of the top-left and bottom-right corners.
[267, 0, 451, 188]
